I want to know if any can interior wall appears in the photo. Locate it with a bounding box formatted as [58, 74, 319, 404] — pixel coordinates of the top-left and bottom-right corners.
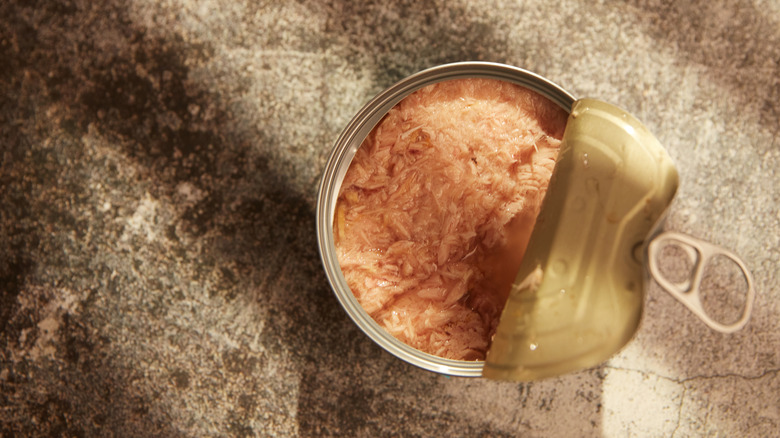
[316, 62, 576, 377]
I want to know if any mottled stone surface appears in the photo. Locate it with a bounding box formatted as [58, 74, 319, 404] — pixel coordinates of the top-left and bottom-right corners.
[1, 0, 778, 436]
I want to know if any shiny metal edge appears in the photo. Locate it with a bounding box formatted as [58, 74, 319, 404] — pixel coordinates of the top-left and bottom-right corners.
[316, 62, 576, 377]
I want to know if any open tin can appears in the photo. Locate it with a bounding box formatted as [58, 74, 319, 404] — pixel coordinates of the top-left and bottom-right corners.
[316, 62, 755, 380]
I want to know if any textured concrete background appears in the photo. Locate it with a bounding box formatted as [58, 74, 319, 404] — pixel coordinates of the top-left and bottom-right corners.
[1, 0, 778, 436]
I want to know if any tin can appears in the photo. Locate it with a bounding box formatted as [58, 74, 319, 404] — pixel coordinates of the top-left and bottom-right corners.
[315, 62, 576, 377]
[317, 62, 755, 380]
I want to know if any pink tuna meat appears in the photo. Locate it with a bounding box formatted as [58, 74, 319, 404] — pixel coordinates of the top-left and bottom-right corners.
[334, 78, 568, 361]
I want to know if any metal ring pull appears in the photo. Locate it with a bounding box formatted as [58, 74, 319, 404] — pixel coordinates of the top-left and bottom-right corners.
[647, 231, 755, 333]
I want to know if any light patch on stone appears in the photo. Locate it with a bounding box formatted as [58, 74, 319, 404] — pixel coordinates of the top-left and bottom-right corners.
[602, 367, 682, 436]
[30, 315, 60, 361]
[176, 181, 205, 203]
[123, 192, 162, 242]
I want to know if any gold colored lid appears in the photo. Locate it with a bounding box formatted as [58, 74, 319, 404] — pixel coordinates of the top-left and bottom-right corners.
[483, 99, 680, 381]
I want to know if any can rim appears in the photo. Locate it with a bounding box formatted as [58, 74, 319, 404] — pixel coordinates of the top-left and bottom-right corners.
[316, 62, 576, 377]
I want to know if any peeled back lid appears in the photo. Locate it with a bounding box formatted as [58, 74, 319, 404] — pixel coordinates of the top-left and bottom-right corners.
[483, 98, 680, 381]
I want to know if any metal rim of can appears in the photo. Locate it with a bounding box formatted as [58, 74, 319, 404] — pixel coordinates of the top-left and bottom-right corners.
[316, 61, 576, 377]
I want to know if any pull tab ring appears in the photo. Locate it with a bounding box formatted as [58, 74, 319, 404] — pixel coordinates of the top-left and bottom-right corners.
[647, 231, 755, 333]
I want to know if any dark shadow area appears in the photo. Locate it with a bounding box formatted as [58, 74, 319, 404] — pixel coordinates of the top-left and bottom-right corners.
[1, 298, 187, 437]
[0, 157, 37, 348]
[0, 0, 347, 435]
[0, 0, 43, 357]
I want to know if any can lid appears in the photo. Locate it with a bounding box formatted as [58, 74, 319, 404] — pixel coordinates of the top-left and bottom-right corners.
[483, 99, 680, 381]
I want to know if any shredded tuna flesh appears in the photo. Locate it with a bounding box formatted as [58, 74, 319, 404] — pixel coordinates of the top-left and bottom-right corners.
[334, 78, 568, 361]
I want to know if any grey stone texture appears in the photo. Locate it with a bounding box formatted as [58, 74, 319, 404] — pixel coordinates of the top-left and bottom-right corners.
[1, 0, 778, 436]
